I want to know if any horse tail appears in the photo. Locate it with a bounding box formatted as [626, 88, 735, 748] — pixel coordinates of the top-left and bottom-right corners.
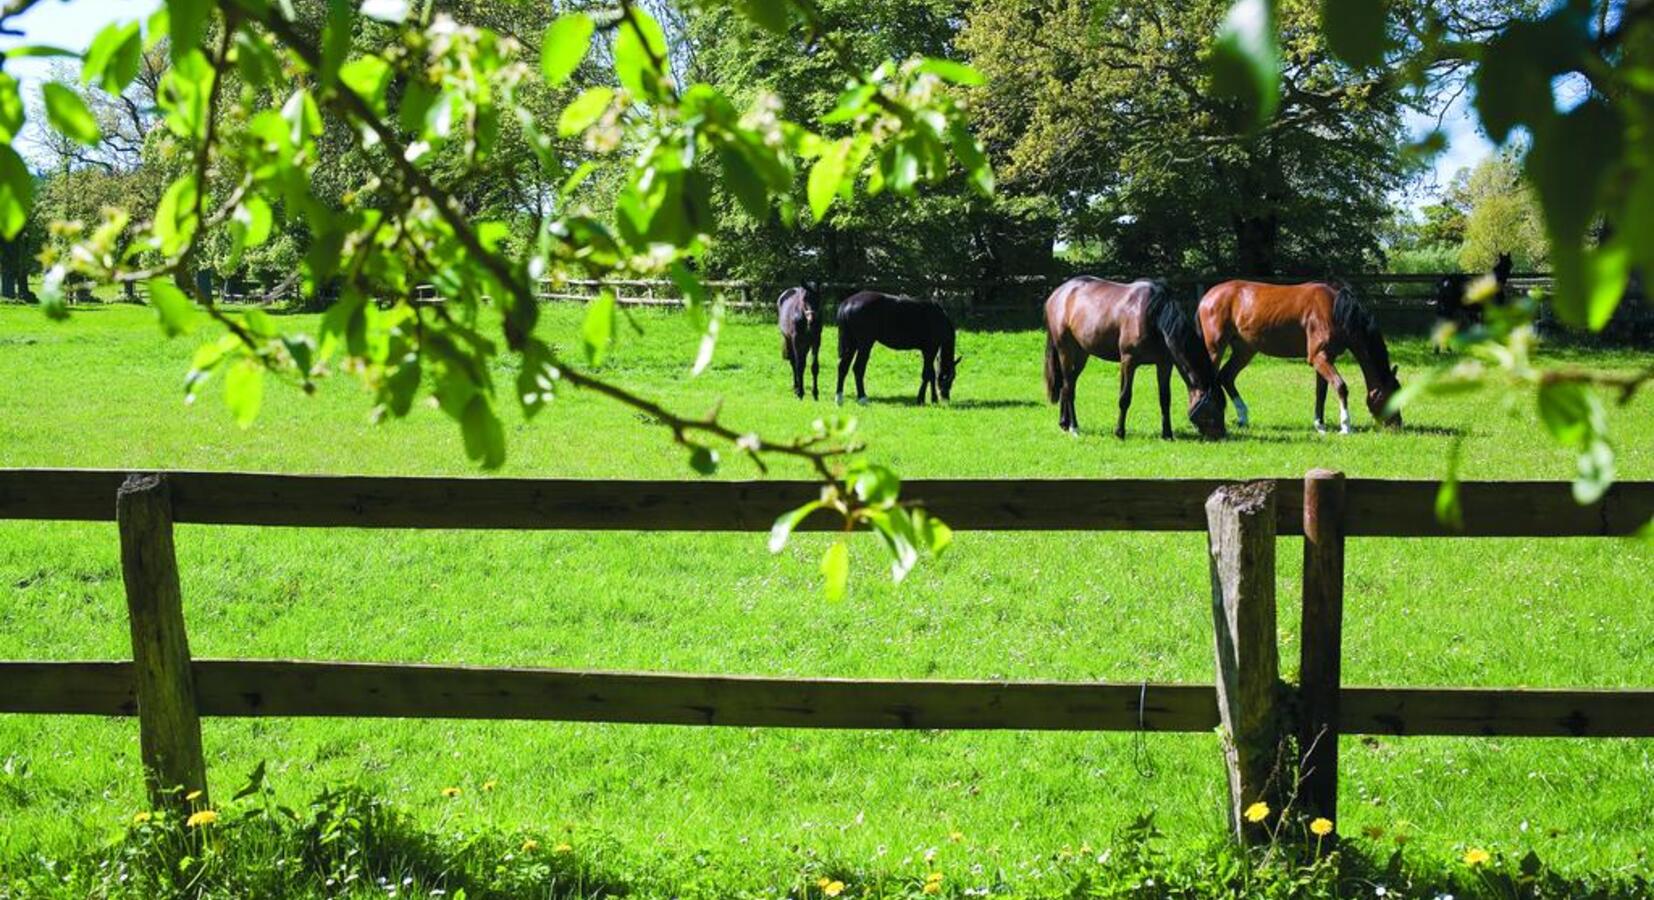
[1044, 327, 1062, 404]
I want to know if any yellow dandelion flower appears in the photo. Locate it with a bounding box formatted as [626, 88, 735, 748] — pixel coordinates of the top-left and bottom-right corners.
[132, 811, 152, 825]
[553, 842, 573, 854]
[521, 839, 540, 852]
[185, 790, 203, 802]
[1243, 801, 1270, 823]
[818, 877, 832, 888]
[927, 871, 943, 883]
[483, 780, 497, 792]
[922, 882, 941, 895]
[1310, 818, 1333, 837]
[441, 787, 461, 798]
[949, 830, 964, 843]
[185, 809, 218, 828]
[823, 880, 845, 897]
[1463, 847, 1491, 867]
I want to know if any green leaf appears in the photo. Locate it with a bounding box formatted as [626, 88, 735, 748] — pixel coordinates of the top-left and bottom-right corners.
[0, 144, 33, 240]
[541, 13, 595, 87]
[737, 0, 791, 33]
[1434, 438, 1463, 531]
[339, 56, 393, 115]
[460, 395, 506, 469]
[39, 266, 68, 320]
[1536, 379, 1605, 451]
[231, 195, 274, 251]
[769, 501, 824, 553]
[718, 143, 769, 220]
[915, 58, 985, 86]
[82, 21, 144, 95]
[688, 446, 719, 476]
[808, 138, 851, 222]
[1474, 9, 1587, 143]
[581, 291, 617, 365]
[42, 83, 101, 146]
[147, 280, 199, 337]
[849, 463, 900, 507]
[154, 176, 199, 256]
[168, 0, 208, 58]
[914, 509, 953, 557]
[1209, 0, 1280, 126]
[948, 120, 993, 196]
[1574, 439, 1615, 505]
[558, 87, 613, 137]
[224, 359, 264, 429]
[0, 74, 23, 143]
[613, 7, 669, 100]
[820, 540, 849, 602]
[231, 760, 268, 802]
[1320, 0, 1388, 69]
[1582, 240, 1632, 332]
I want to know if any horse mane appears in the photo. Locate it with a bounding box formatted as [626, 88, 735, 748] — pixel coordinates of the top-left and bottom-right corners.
[1332, 284, 1392, 375]
[1144, 281, 1217, 392]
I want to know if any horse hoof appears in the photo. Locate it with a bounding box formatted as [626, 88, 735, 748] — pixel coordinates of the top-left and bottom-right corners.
[857, 396, 870, 406]
[1315, 424, 1327, 435]
[835, 393, 844, 405]
[1340, 426, 1352, 436]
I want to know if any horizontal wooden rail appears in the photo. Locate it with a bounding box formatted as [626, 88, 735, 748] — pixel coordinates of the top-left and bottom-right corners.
[0, 661, 1219, 731]
[6, 661, 1650, 738]
[2, 470, 1650, 536]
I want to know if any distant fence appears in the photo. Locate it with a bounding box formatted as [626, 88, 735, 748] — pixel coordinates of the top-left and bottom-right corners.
[1, 468, 1650, 841]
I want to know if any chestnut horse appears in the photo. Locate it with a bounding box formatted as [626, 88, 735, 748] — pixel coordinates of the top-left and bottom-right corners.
[778, 284, 821, 399]
[1044, 278, 1226, 439]
[1198, 281, 1401, 434]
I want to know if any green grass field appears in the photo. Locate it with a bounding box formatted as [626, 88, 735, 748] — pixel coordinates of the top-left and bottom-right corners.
[2, 301, 1652, 894]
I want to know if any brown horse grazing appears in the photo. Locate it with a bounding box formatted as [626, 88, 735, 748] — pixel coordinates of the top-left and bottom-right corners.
[778, 284, 821, 399]
[1044, 278, 1226, 439]
[1197, 281, 1401, 434]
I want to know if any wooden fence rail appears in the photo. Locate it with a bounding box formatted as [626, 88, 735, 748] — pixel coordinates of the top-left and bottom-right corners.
[1, 468, 1650, 834]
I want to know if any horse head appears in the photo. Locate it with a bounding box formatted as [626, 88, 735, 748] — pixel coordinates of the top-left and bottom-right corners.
[1187, 387, 1227, 439]
[1366, 364, 1403, 428]
[938, 354, 961, 400]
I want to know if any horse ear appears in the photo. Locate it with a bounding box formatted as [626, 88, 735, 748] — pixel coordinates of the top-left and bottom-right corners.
[1390, 364, 1399, 379]
[954, 355, 964, 367]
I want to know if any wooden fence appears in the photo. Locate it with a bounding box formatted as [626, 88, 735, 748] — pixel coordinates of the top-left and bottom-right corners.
[1, 469, 1651, 841]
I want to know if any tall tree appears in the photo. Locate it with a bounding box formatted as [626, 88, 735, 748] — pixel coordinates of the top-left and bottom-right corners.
[958, 0, 1506, 275]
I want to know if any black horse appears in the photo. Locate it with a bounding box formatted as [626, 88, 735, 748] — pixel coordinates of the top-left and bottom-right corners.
[1433, 252, 1514, 330]
[835, 291, 959, 405]
[778, 284, 822, 399]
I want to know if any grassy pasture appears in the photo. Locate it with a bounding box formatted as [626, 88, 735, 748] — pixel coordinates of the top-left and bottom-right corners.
[1, 302, 1652, 890]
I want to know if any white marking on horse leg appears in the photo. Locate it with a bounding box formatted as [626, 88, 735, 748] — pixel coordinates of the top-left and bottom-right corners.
[1314, 417, 1326, 434]
[1234, 397, 1250, 427]
[1339, 401, 1352, 435]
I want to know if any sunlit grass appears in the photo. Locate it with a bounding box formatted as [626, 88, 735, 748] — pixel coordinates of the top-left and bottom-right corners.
[1, 301, 1651, 886]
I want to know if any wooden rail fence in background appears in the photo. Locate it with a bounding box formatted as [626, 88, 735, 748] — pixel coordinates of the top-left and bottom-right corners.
[1, 469, 1651, 842]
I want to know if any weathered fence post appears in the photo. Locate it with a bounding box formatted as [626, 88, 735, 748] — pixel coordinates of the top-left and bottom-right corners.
[1206, 481, 1284, 843]
[1298, 469, 1346, 832]
[117, 473, 208, 811]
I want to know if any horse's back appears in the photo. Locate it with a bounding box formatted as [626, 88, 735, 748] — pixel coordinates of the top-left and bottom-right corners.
[1201, 280, 1336, 357]
[1047, 277, 1156, 360]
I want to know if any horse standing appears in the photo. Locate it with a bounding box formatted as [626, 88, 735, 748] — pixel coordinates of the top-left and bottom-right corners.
[1198, 281, 1402, 434]
[1433, 252, 1514, 330]
[778, 285, 822, 400]
[1044, 278, 1226, 439]
[835, 291, 959, 405]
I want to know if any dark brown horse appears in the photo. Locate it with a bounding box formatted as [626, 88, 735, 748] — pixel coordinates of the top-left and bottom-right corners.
[1433, 252, 1514, 331]
[778, 284, 821, 399]
[1198, 281, 1401, 434]
[1044, 278, 1226, 439]
[835, 291, 959, 405]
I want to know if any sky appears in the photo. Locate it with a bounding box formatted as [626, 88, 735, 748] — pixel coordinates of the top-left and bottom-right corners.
[0, 0, 1496, 212]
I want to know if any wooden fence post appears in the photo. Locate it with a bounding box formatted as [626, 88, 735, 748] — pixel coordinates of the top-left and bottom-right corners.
[117, 473, 208, 811]
[1206, 481, 1284, 843]
[1298, 469, 1346, 831]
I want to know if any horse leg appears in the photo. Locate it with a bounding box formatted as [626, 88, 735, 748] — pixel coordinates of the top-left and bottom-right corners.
[917, 352, 934, 406]
[1059, 344, 1086, 433]
[1115, 357, 1137, 439]
[835, 338, 853, 405]
[788, 340, 805, 399]
[1314, 375, 1328, 433]
[810, 336, 820, 401]
[852, 344, 871, 405]
[1156, 362, 1173, 439]
[1310, 353, 1351, 434]
[1218, 345, 1256, 427]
